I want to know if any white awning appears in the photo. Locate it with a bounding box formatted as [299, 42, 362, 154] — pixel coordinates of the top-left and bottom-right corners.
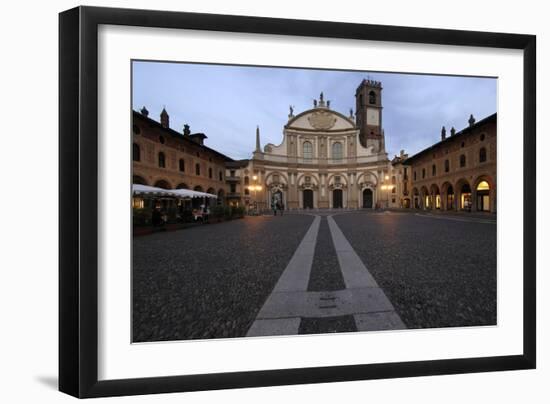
[132, 184, 217, 199]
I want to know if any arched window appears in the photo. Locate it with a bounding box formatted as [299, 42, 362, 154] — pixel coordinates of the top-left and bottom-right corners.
[432, 164, 436, 176]
[479, 147, 487, 163]
[332, 142, 343, 160]
[208, 167, 213, 178]
[179, 159, 185, 172]
[132, 143, 140, 162]
[303, 141, 313, 160]
[158, 152, 165, 168]
[219, 171, 223, 181]
[244, 188, 250, 195]
[422, 168, 426, 179]
[369, 90, 376, 104]
[195, 163, 201, 176]
[459, 154, 466, 168]
[445, 159, 450, 172]
[244, 176, 249, 185]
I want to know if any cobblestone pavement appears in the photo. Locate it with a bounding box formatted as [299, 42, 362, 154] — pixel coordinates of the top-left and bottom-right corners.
[132, 214, 314, 342]
[333, 211, 497, 329]
[133, 210, 496, 342]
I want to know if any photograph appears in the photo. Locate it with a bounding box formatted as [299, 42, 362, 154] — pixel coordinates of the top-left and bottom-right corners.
[130, 61, 497, 343]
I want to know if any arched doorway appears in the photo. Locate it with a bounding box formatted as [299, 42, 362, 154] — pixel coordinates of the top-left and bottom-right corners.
[362, 188, 373, 208]
[431, 184, 441, 209]
[476, 181, 491, 212]
[459, 183, 472, 211]
[420, 186, 429, 209]
[303, 189, 314, 209]
[333, 189, 343, 209]
[445, 184, 454, 210]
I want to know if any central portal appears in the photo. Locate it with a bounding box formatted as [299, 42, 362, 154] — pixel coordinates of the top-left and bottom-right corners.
[303, 189, 314, 209]
[362, 188, 373, 208]
[333, 189, 343, 208]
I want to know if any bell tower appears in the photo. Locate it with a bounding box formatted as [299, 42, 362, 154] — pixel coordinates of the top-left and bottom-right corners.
[355, 79, 384, 152]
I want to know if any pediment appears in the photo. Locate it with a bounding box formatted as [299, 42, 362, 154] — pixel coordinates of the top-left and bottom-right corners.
[287, 109, 356, 131]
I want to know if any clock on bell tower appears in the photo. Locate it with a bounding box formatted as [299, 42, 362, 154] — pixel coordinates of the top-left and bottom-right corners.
[355, 78, 385, 152]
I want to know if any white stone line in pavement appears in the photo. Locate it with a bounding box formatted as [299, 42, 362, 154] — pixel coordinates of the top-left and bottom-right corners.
[247, 215, 406, 336]
[254, 288, 395, 319]
[327, 216, 406, 332]
[246, 216, 321, 337]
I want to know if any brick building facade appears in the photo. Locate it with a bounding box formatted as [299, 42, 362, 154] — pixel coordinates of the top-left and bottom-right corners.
[399, 113, 497, 213]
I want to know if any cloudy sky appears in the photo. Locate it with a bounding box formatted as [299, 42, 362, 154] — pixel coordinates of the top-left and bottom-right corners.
[132, 61, 496, 160]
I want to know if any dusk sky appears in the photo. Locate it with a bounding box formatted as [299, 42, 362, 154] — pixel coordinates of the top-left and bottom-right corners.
[132, 61, 496, 160]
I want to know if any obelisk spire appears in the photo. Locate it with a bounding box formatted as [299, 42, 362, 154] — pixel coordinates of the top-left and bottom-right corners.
[255, 125, 261, 152]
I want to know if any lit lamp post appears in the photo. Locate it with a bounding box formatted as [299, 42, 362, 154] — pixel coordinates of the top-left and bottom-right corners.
[248, 175, 262, 215]
[381, 175, 390, 209]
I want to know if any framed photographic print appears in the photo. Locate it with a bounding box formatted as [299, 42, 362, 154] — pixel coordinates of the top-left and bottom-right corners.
[59, 6, 536, 398]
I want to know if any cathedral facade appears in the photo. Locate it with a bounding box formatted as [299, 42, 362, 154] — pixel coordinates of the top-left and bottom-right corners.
[242, 80, 395, 210]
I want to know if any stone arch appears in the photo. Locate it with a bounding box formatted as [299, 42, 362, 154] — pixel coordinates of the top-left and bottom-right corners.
[455, 178, 472, 211]
[412, 187, 420, 209]
[153, 179, 172, 189]
[193, 185, 204, 192]
[176, 183, 189, 189]
[472, 174, 495, 212]
[326, 172, 349, 186]
[430, 184, 441, 209]
[133, 175, 148, 185]
[441, 181, 454, 210]
[420, 186, 430, 209]
[264, 171, 289, 185]
[356, 170, 379, 187]
[296, 172, 320, 187]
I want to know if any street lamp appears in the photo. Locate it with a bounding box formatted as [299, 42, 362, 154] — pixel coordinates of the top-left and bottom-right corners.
[382, 175, 390, 209]
[248, 175, 262, 215]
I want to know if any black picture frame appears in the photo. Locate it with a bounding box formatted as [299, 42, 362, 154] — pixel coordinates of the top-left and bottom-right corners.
[59, 6, 536, 398]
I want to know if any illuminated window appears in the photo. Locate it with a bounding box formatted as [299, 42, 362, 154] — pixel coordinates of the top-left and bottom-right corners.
[303, 141, 313, 160]
[332, 142, 343, 160]
[132, 197, 144, 209]
[477, 181, 490, 191]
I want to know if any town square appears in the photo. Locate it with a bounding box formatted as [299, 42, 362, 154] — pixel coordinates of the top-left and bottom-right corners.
[131, 62, 497, 341]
